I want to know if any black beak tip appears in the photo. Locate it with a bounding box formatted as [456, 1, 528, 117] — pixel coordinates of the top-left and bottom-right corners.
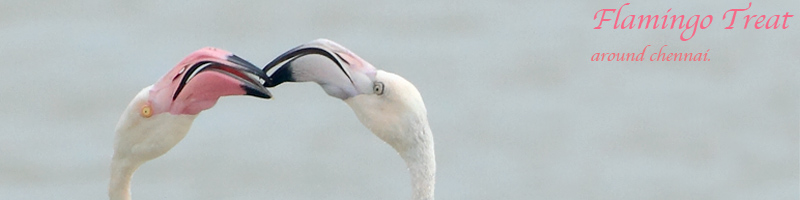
[243, 85, 272, 99]
[227, 54, 269, 78]
[264, 64, 295, 88]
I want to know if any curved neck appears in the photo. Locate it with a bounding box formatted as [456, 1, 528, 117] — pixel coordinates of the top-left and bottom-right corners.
[109, 158, 140, 200]
[397, 126, 436, 200]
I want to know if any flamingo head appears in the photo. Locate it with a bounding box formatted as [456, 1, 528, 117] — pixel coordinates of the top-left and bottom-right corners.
[112, 47, 271, 167]
[262, 39, 435, 199]
[263, 39, 428, 143]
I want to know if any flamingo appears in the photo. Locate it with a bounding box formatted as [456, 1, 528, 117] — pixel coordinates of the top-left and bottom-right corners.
[263, 39, 436, 200]
[108, 47, 271, 200]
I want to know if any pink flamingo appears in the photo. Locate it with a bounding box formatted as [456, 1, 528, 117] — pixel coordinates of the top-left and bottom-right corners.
[108, 48, 271, 200]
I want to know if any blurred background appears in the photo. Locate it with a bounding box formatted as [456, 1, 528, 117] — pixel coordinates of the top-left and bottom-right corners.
[0, 0, 797, 199]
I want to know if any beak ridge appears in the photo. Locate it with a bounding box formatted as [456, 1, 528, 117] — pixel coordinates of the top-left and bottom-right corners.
[262, 44, 348, 87]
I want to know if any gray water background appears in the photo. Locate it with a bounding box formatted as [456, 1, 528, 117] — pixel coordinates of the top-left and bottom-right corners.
[0, 0, 797, 199]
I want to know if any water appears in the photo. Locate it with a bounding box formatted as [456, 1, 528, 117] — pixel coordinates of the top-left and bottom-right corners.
[0, 0, 797, 199]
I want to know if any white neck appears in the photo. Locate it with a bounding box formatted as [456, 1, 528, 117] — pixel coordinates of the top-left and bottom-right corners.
[108, 158, 141, 200]
[397, 125, 436, 200]
[109, 87, 201, 200]
[342, 83, 435, 200]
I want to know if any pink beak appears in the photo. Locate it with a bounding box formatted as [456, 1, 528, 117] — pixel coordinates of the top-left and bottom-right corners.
[149, 47, 271, 115]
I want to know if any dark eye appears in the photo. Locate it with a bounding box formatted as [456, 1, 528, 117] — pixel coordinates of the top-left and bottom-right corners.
[373, 82, 384, 95]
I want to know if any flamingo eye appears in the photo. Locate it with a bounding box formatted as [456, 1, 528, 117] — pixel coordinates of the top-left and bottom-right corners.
[140, 104, 153, 118]
[373, 82, 384, 95]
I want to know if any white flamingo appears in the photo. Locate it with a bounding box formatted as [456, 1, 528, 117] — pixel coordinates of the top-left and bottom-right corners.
[108, 48, 271, 200]
[263, 39, 436, 200]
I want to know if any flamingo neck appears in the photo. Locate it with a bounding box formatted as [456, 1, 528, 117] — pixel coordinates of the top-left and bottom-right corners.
[398, 125, 436, 200]
[109, 158, 140, 200]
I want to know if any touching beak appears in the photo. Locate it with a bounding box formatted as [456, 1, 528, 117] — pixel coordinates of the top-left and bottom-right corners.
[172, 51, 272, 100]
[262, 39, 376, 99]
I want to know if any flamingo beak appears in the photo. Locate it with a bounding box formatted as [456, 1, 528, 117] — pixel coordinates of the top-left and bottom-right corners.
[262, 46, 346, 87]
[262, 39, 376, 99]
[174, 54, 272, 100]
